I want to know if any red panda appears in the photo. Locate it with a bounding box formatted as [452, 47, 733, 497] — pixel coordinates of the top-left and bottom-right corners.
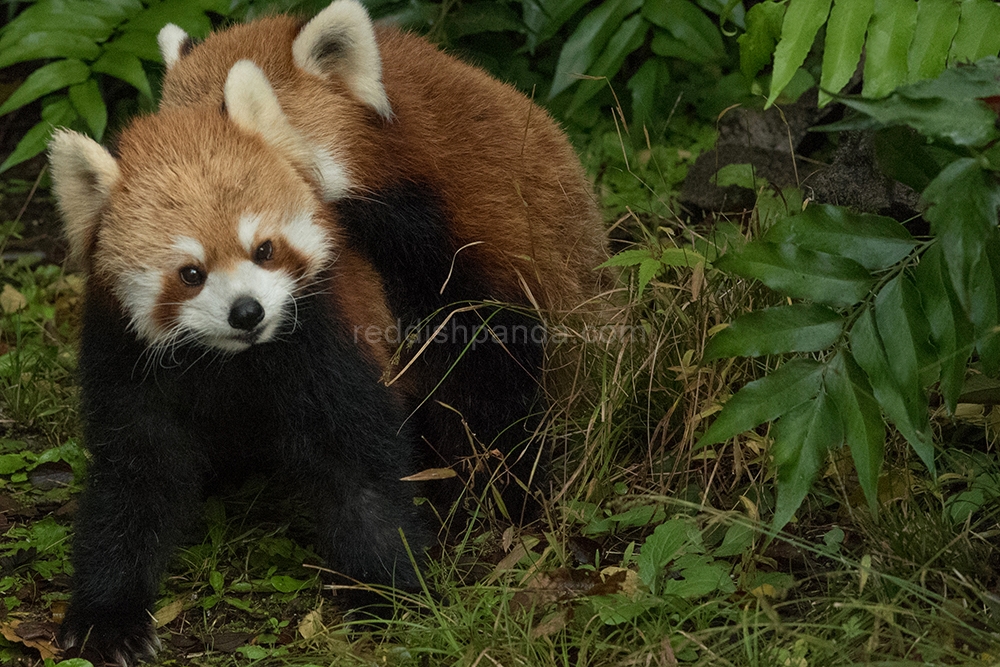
[48, 1, 605, 664]
[157, 0, 607, 505]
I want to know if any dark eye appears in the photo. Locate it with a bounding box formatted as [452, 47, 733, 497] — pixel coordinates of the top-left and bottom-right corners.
[254, 240, 273, 263]
[179, 265, 205, 287]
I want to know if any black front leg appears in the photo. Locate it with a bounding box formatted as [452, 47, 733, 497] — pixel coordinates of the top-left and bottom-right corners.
[60, 418, 204, 666]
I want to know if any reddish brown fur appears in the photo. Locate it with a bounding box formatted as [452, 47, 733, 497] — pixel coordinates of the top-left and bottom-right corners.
[160, 18, 607, 316]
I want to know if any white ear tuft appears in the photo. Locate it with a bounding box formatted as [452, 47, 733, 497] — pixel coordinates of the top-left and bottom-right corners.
[292, 0, 392, 118]
[48, 129, 121, 266]
[225, 60, 352, 200]
[157, 23, 191, 69]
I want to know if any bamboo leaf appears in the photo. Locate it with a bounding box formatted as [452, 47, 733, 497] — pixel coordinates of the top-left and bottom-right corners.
[644, 0, 726, 63]
[568, 15, 649, 113]
[704, 304, 844, 360]
[714, 242, 874, 308]
[772, 390, 843, 530]
[763, 204, 916, 271]
[0, 32, 101, 69]
[819, 0, 875, 106]
[825, 350, 884, 513]
[549, 0, 642, 98]
[91, 50, 152, 100]
[863, 0, 918, 98]
[0, 98, 79, 173]
[698, 359, 825, 447]
[767, 0, 833, 107]
[0, 59, 90, 117]
[68, 79, 107, 141]
[907, 0, 962, 83]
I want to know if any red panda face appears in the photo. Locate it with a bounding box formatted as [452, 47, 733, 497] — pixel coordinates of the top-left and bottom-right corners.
[52, 104, 336, 354]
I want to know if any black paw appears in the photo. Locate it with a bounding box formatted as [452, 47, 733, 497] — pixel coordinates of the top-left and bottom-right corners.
[60, 611, 160, 667]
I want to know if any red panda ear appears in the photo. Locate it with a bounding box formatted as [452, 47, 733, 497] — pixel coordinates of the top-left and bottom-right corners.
[48, 129, 120, 267]
[292, 0, 392, 119]
[224, 60, 352, 200]
[157, 23, 191, 69]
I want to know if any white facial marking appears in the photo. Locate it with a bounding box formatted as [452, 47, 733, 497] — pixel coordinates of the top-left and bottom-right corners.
[178, 260, 296, 353]
[116, 269, 166, 343]
[284, 211, 332, 268]
[171, 236, 206, 263]
[238, 214, 263, 254]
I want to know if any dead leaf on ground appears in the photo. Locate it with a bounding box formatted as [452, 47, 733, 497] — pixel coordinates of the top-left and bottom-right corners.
[0, 284, 27, 314]
[530, 609, 569, 639]
[154, 599, 183, 628]
[400, 467, 457, 481]
[1, 619, 58, 660]
[298, 608, 324, 640]
[510, 567, 629, 612]
[206, 630, 253, 653]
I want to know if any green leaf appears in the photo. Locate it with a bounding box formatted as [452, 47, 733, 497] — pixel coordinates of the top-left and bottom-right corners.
[704, 304, 843, 360]
[766, 0, 833, 107]
[907, 0, 962, 83]
[524, 0, 592, 51]
[772, 389, 843, 530]
[549, 0, 642, 99]
[839, 94, 999, 147]
[0, 2, 115, 51]
[714, 163, 763, 189]
[913, 243, 974, 413]
[970, 230, 1000, 375]
[850, 309, 935, 476]
[949, 0, 1000, 65]
[713, 522, 755, 557]
[104, 30, 162, 62]
[0, 32, 101, 69]
[698, 359, 825, 447]
[123, 0, 213, 38]
[737, 0, 785, 79]
[598, 248, 658, 268]
[269, 575, 310, 593]
[923, 158, 1000, 312]
[819, 0, 875, 106]
[628, 58, 671, 130]
[763, 204, 916, 271]
[662, 558, 733, 598]
[91, 50, 152, 100]
[644, 0, 725, 63]
[68, 79, 107, 140]
[714, 241, 875, 308]
[0, 59, 90, 117]
[637, 518, 689, 593]
[875, 274, 937, 402]
[568, 14, 649, 113]
[872, 126, 950, 192]
[862, 0, 918, 99]
[825, 350, 884, 513]
[0, 98, 80, 173]
[446, 2, 523, 39]
[660, 247, 706, 268]
[901, 56, 1000, 100]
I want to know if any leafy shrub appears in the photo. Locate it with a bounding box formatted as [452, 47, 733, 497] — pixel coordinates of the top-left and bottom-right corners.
[742, 0, 1000, 107]
[0, 0, 233, 173]
[692, 57, 1000, 528]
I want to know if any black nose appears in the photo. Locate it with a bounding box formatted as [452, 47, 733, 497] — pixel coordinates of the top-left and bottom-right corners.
[228, 297, 265, 331]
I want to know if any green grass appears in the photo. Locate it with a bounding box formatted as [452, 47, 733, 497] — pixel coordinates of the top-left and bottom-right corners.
[0, 131, 998, 667]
